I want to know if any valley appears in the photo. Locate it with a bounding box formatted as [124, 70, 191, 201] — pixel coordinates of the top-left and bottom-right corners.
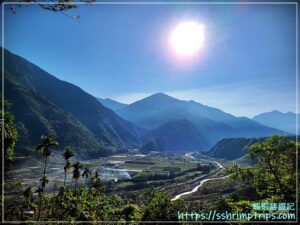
[5, 150, 233, 208]
[2, 3, 297, 222]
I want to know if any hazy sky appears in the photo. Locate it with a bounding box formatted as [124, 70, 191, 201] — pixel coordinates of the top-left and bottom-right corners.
[3, 3, 297, 117]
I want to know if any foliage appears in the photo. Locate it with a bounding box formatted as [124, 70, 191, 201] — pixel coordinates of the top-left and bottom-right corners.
[224, 135, 297, 215]
[72, 161, 83, 190]
[23, 186, 36, 211]
[4, 124, 297, 222]
[4, 49, 141, 159]
[82, 167, 92, 185]
[36, 135, 59, 190]
[140, 187, 186, 221]
[118, 204, 142, 222]
[207, 137, 265, 160]
[4, 0, 96, 19]
[36, 134, 59, 220]
[10, 152, 186, 222]
[62, 145, 74, 186]
[0, 97, 18, 169]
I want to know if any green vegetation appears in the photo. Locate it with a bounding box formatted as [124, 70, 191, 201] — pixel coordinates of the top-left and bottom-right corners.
[36, 134, 59, 220]
[207, 137, 265, 160]
[72, 161, 83, 190]
[4, 49, 143, 160]
[5, 133, 186, 222]
[218, 135, 297, 219]
[3, 101, 296, 223]
[1, 98, 18, 170]
[62, 146, 74, 186]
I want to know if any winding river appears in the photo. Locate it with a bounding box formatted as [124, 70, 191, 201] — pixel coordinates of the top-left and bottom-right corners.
[171, 153, 229, 201]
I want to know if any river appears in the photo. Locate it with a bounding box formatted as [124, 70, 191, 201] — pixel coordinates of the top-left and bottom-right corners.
[171, 153, 228, 201]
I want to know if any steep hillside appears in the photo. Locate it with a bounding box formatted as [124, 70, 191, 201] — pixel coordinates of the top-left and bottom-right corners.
[141, 119, 209, 152]
[3, 49, 142, 158]
[206, 136, 298, 160]
[206, 137, 265, 160]
[5, 71, 107, 158]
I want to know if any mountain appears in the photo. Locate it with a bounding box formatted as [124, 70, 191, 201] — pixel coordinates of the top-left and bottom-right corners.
[97, 98, 127, 111]
[253, 110, 298, 134]
[141, 119, 209, 152]
[206, 137, 265, 160]
[5, 71, 104, 158]
[116, 93, 286, 145]
[3, 49, 142, 158]
[206, 135, 299, 161]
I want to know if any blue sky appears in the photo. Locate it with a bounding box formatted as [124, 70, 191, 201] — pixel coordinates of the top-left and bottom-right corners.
[3, 3, 297, 117]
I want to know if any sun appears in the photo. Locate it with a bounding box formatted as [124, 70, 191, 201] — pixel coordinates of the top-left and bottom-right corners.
[170, 21, 205, 56]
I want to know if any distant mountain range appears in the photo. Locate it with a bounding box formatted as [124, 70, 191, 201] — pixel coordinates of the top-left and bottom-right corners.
[4, 49, 291, 157]
[114, 93, 287, 148]
[253, 110, 298, 134]
[97, 98, 127, 111]
[3, 49, 143, 158]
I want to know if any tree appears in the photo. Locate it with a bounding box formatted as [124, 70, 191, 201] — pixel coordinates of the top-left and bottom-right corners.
[228, 135, 296, 202]
[91, 171, 102, 196]
[3, 0, 95, 19]
[36, 134, 58, 220]
[72, 161, 83, 191]
[119, 204, 142, 222]
[82, 167, 91, 186]
[0, 98, 18, 170]
[62, 146, 74, 187]
[141, 188, 184, 221]
[23, 186, 35, 211]
[36, 135, 59, 191]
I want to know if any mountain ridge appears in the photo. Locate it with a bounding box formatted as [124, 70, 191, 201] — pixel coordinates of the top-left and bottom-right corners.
[253, 110, 298, 134]
[3, 48, 142, 158]
[97, 98, 128, 111]
[116, 93, 287, 145]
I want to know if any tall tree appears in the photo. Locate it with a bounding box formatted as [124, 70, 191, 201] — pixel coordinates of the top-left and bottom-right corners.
[62, 146, 74, 187]
[82, 167, 91, 186]
[23, 186, 34, 211]
[36, 134, 58, 220]
[72, 161, 83, 191]
[36, 135, 59, 191]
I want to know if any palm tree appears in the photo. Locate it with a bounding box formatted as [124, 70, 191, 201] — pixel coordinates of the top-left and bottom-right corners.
[36, 135, 59, 191]
[91, 171, 102, 196]
[36, 134, 58, 220]
[23, 186, 34, 210]
[62, 146, 74, 186]
[72, 161, 83, 191]
[82, 167, 91, 186]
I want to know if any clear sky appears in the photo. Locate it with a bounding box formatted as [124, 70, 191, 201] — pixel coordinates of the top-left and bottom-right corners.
[3, 3, 297, 117]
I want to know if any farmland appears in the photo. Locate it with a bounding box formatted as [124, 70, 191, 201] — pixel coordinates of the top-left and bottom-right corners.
[5, 150, 233, 207]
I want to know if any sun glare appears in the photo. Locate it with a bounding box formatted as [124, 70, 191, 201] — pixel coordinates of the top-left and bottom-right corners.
[170, 21, 205, 56]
